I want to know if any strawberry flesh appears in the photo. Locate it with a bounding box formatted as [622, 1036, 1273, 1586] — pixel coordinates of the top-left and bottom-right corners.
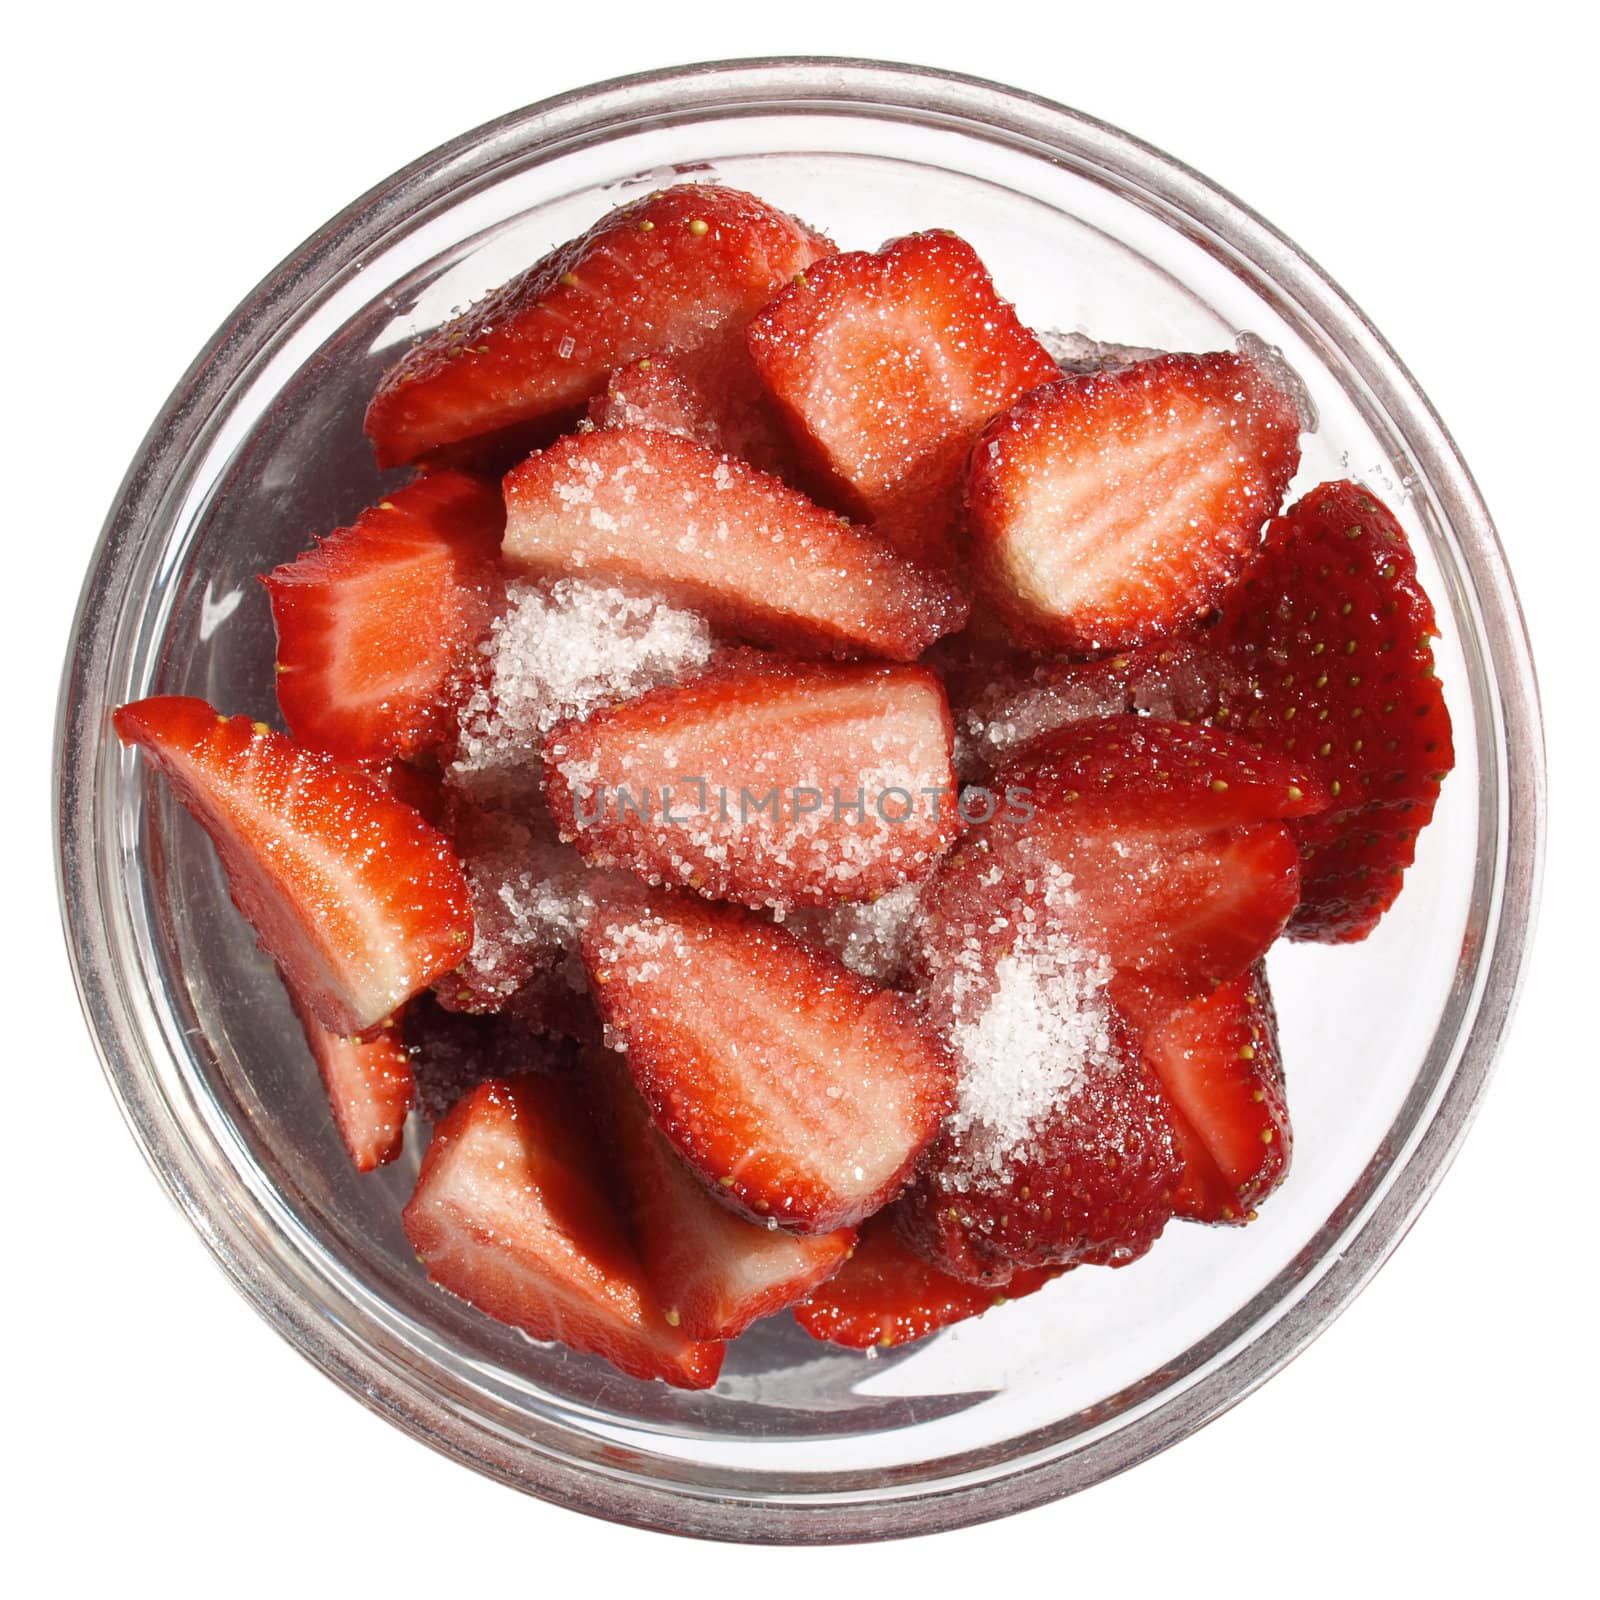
[502, 427, 967, 660]
[1141, 963, 1291, 1224]
[966, 350, 1303, 650]
[114, 697, 474, 1035]
[403, 1076, 723, 1388]
[366, 184, 832, 468]
[747, 230, 1060, 570]
[292, 998, 414, 1172]
[581, 891, 954, 1234]
[542, 656, 961, 911]
[793, 1209, 1058, 1349]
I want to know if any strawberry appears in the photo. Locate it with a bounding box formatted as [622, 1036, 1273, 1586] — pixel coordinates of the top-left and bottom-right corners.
[966, 349, 1303, 651]
[542, 656, 961, 911]
[114, 697, 473, 1034]
[792, 1209, 1059, 1350]
[291, 998, 414, 1172]
[581, 890, 954, 1234]
[1205, 480, 1455, 940]
[501, 427, 967, 660]
[1141, 964, 1291, 1224]
[585, 1049, 854, 1340]
[746, 230, 1060, 570]
[366, 184, 832, 468]
[588, 349, 796, 479]
[263, 471, 505, 763]
[403, 1076, 723, 1388]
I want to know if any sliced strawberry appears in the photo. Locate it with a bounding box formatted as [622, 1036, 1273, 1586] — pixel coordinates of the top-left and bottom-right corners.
[966, 349, 1303, 651]
[747, 230, 1059, 570]
[585, 1049, 854, 1340]
[502, 427, 966, 660]
[291, 998, 414, 1172]
[1207, 480, 1455, 940]
[114, 698, 474, 1034]
[1142, 964, 1291, 1224]
[588, 348, 796, 478]
[371, 756, 451, 827]
[581, 891, 954, 1234]
[542, 656, 961, 911]
[793, 1209, 1058, 1350]
[403, 1077, 723, 1388]
[366, 185, 832, 468]
[263, 472, 505, 763]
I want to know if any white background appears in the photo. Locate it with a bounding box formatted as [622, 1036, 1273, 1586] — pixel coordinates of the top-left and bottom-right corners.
[9, 3, 1593, 1592]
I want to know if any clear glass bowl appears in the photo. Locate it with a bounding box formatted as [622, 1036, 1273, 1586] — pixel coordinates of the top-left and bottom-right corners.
[55, 60, 1544, 1541]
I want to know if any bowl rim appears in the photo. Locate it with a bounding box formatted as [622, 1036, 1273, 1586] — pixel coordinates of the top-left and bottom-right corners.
[55, 56, 1546, 1542]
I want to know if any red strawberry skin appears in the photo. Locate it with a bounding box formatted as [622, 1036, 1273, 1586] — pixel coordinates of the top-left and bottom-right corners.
[502, 427, 967, 661]
[403, 1076, 723, 1389]
[966, 350, 1303, 651]
[793, 1209, 1058, 1350]
[366, 185, 833, 468]
[747, 230, 1059, 570]
[114, 697, 474, 1034]
[291, 998, 414, 1172]
[263, 472, 505, 764]
[1208, 480, 1454, 940]
[581, 891, 954, 1235]
[1142, 963, 1291, 1224]
[585, 1049, 854, 1341]
[542, 656, 961, 911]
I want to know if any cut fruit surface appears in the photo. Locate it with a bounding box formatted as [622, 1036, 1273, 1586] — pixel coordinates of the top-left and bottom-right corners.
[292, 998, 414, 1172]
[502, 427, 967, 660]
[967, 349, 1302, 650]
[581, 891, 953, 1234]
[543, 656, 961, 910]
[403, 1076, 723, 1388]
[366, 184, 832, 467]
[114, 697, 474, 1035]
[747, 230, 1060, 570]
[263, 471, 505, 763]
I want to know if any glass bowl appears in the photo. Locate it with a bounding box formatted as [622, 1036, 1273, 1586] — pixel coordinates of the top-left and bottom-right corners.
[55, 59, 1544, 1542]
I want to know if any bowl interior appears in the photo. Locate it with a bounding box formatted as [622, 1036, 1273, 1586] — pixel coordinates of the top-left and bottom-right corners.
[73, 72, 1515, 1537]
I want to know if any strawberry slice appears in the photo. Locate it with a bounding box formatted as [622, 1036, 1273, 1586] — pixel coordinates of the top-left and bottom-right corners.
[366, 184, 832, 468]
[581, 891, 954, 1234]
[966, 349, 1303, 651]
[291, 998, 414, 1172]
[747, 230, 1059, 570]
[114, 697, 474, 1034]
[403, 1076, 723, 1388]
[263, 472, 505, 763]
[1207, 480, 1455, 940]
[793, 1209, 1059, 1350]
[542, 656, 961, 911]
[586, 1049, 854, 1340]
[1141, 964, 1291, 1224]
[588, 349, 796, 479]
[502, 427, 967, 660]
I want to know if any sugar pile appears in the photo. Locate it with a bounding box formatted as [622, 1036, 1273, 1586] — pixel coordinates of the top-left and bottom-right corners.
[789, 881, 925, 984]
[449, 577, 714, 802]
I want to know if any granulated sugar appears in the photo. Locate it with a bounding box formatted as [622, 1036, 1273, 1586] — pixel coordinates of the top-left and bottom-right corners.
[449, 577, 714, 801]
[792, 880, 925, 984]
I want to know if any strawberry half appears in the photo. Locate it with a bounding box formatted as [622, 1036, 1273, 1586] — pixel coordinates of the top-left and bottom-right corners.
[581, 891, 954, 1234]
[263, 472, 505, 763]
[542, 656, 961, 911]
[502, 427, 967, 660]
[291, 998, 414, 1172]
[1207, 480, 1455, 940]
[403, 1076, 723, 1388]
[586, 1049, 854, 1340]
[588, 349, 796, 479]
[366, 184, 832, 468]
[747, 230, 1060, 570]
[1141, 963, 1291, 1224]
[793, 1209, 1058, 1350]
[114, 697, 473, 1034]
[966, 349, 1303, 651]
